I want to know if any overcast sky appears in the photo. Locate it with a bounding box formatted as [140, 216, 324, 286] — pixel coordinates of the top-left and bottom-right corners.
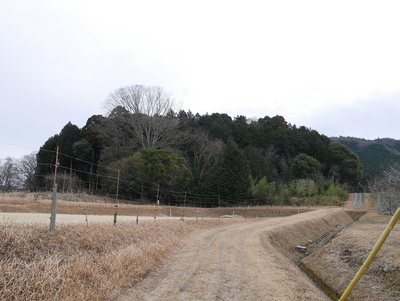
[1, 0, 400, 159]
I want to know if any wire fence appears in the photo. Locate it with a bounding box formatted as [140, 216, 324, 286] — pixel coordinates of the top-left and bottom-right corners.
[1, 143, 321, 230]
[0, 191, 315, 224]
[0, 146, 294, 208]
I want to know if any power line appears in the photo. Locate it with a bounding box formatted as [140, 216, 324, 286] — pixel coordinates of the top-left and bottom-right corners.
[3, 143, 276, 207]
[0, 141, 37, 150]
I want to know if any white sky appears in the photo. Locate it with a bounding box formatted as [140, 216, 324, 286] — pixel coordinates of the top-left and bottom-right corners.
[1, 0, 400, 159]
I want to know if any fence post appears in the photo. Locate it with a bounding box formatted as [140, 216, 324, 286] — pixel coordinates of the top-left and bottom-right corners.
[49, 146, 59, 234]
[49, 183, 58, 233]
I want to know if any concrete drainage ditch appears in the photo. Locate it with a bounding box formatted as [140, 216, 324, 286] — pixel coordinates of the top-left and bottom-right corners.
[296, 211, 368, 301]
[297, 224, 347, 300]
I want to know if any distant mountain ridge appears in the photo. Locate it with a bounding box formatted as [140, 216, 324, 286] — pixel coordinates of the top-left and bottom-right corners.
[330, 136, 400, 177]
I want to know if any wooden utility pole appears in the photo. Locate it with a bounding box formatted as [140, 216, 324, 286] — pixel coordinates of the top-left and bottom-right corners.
[50, 146, 59, 233]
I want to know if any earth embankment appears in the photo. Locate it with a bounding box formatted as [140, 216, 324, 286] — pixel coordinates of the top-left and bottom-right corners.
[301, 211, 400, 301]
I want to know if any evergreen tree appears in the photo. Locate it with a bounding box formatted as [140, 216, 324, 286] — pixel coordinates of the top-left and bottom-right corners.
[197, 113, 233, 142]
[107, 148, 191, 199]
[327, 142, 363, 187]
[291, 153, 322, 180]
[36, 134, 59, 190]
[244, 146, 272, 181]
[216, 139, 251, 201]
[58, 122, 81, 167]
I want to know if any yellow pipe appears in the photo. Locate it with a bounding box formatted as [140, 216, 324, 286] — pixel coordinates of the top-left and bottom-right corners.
[339, 207, 400, 300]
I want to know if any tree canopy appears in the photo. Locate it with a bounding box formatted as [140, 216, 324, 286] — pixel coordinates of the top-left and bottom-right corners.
[327, 142, 363, 186]
[32, 85, 364, 205]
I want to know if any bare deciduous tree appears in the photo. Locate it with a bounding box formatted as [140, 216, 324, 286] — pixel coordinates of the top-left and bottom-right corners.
[369, 163, 400, 215]
[15, 151, 37, 191]
[189, 130, 224, 192]
[0, 157, 19, 191]
[262, 145, 282, 178]
[44, 171, 83, 193]
[102, 85, 181, 149]
[103, 85, 178, 116]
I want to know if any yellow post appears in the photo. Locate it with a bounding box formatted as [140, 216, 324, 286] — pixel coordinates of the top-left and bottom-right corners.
[339, 207, 400, 300]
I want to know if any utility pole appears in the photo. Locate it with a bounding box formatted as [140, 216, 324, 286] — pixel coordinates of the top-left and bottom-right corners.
[50, 146, 59, 233]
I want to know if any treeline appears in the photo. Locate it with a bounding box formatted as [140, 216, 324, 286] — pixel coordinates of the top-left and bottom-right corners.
[33, 85, 363, 207]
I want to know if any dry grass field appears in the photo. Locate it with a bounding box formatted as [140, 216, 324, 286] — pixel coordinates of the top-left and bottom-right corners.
[0, 218, 247, 300]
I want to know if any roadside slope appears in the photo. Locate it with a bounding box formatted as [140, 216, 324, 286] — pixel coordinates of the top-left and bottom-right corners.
[301, 211, 400, 301]
[118, 208, 346, 301]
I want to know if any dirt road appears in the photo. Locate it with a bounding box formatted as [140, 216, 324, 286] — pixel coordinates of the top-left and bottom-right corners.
[0, 212, 184, 225]
[351, 193, 364, 208]
[118, 209, 340, 301]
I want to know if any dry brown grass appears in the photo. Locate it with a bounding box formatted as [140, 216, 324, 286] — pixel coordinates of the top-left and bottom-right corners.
[301, 211, 400, 301]
[0, 219, 244, 300]
[0, 193, 315, 218]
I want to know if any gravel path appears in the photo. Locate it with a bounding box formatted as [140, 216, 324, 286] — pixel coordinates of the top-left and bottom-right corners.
[118, 209, 339, 301]
[0, 212, 182, 225]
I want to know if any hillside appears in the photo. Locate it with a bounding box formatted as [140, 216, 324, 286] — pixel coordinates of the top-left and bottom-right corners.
[330, 136, 400, 177]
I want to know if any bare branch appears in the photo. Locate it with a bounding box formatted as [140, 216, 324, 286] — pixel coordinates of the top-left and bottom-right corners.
[101, 85, 181, 149]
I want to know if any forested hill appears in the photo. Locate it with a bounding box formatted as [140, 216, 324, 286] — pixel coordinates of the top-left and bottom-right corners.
[330, 136, 400, 178]
[33, 86, 364, 205]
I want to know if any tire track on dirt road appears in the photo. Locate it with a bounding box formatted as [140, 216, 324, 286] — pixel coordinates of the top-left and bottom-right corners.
[118, 209, 340, 301]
